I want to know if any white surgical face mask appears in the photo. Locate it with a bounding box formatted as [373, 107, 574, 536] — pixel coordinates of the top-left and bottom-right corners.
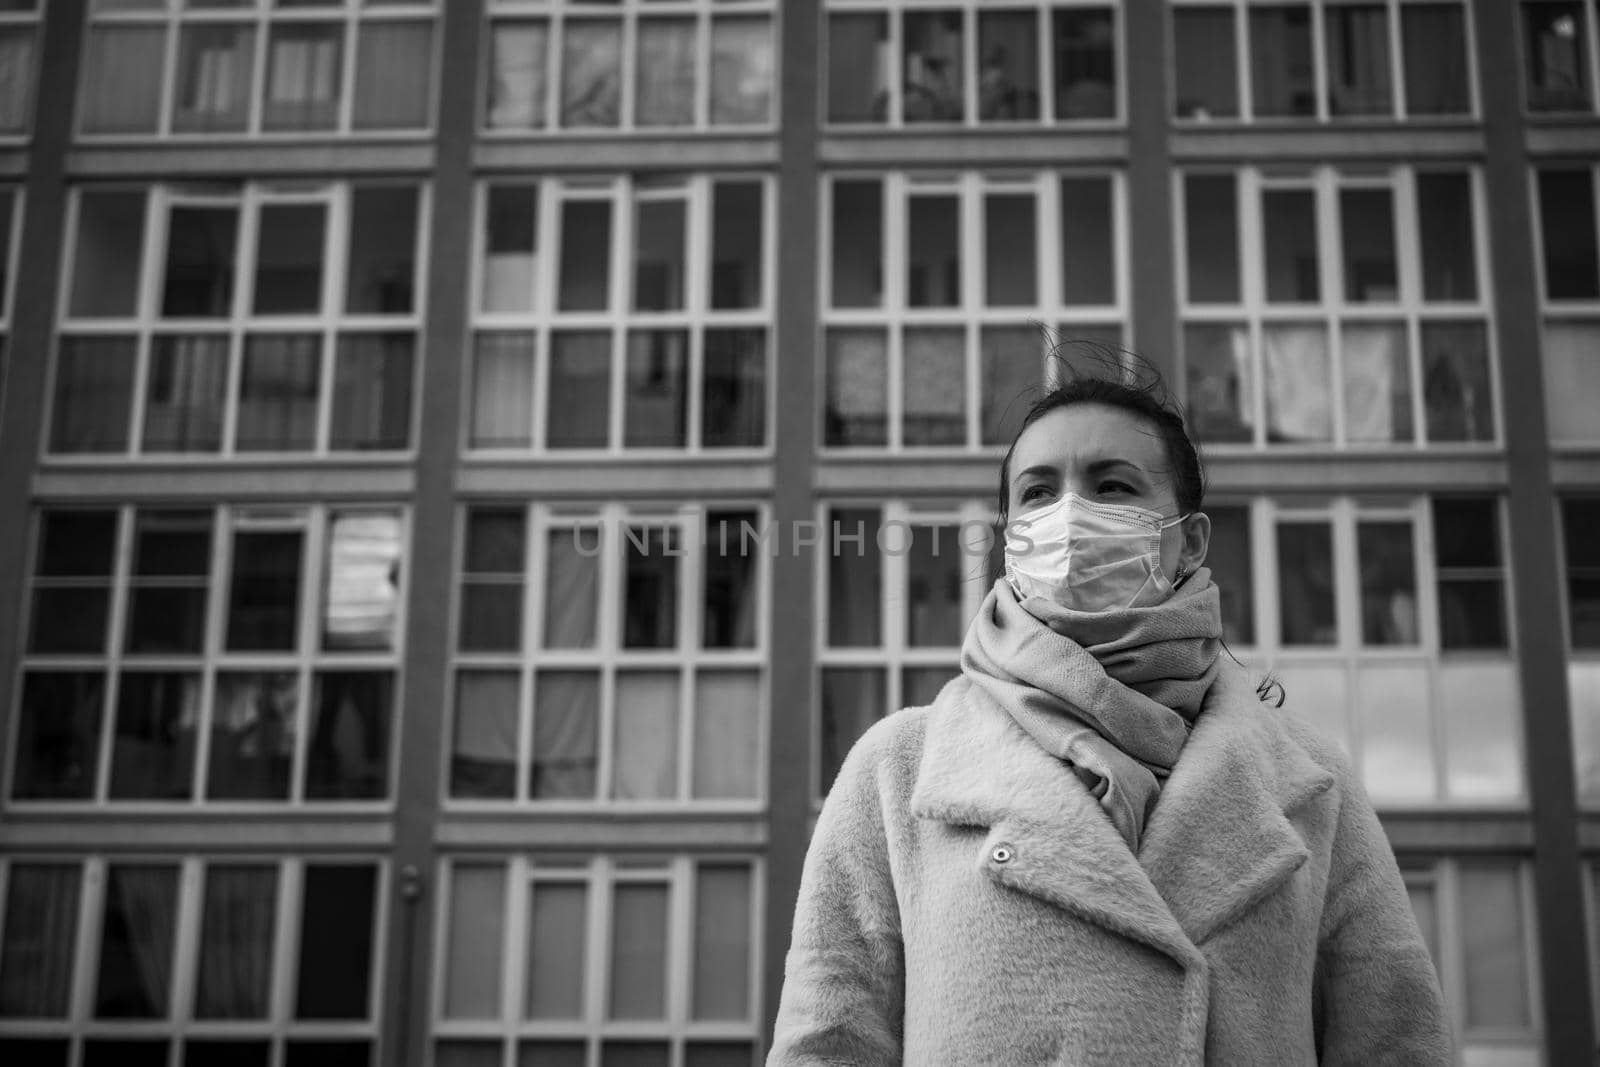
[1004, 492, 1187, 613]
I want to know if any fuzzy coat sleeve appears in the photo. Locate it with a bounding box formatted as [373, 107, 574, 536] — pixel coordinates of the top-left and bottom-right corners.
[767, 719, 906, 1066]
[1311, 745, 1455, 1065]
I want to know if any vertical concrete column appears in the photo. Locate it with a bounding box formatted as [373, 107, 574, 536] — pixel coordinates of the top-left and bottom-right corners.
[1475, 1, 1595, 1060]
[763, 0, 822, 1045]
[1122, 0, 1177, 377]
[385, 2, 482, 1064]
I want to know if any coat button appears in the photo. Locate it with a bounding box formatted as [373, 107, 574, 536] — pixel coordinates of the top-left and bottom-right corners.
[990, 843, 1015, 864]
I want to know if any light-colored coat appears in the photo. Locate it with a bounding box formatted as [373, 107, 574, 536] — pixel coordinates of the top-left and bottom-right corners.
[769, 662, 1453, 1066]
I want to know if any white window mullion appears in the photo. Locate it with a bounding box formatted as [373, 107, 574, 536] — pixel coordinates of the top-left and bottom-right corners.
[669, 857, 693, 1029]
[502, 857, 528, 1031]
[1309, 0, 1329, 121]
[74, 857, 108, 1028]
[608, 183, 632, 453]
[338, 10, 360, 133]
[1387, 0, 1407, 118]
[169, 858, 205, 1038]
[695, 10, 712, 129]
[1236, 0, 1255, 122]
[685, 181, 710, 452]
[287, 509, 320, 805]
[885, 175, 906, 450]
[158, 19, 180, 136]
[586, 861, 611, 1029]
[963, 175, 983, 447]
[273, 858, 301, 1034]
[1394, 167, 1429, 445]
[619, 10, 639, 130]
[887, 9, 904, 126]
[677, 512, 702, 801]
[520, 508, 546, 804]
[1038, 5, 1054, 124]
[92, 509, 137, 802]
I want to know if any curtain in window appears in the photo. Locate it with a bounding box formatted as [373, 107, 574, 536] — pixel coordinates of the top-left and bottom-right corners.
[547, 331, 611, 447]
[902, 327, 965, 445]
[237, 334, 319, 451]
[636, 18, 695, 126]
[80, 26, 163, 133]
[980, 325, 1041, 445]
[306, 672, 391, 799]
[174, 25, 254, 133]
[560, 19, 620, 127]
[609, 885, 668, 1019]
[1263, 324, 1331, 442]
[825, 328, 887, 445]
[691, 671, 759, 799]
[819, 668, 884, 792]
[612, 672, 679, 800]
[623, 329, 687, 447]
[488, 20, 547, 129]
[264, 24, 342, 131]
[526, 883, 586, 1020]
[692, 866, 751, 1020]
[0, 28, 35, 133]
[471, 332, 535, 448]
[144, 336, 228, 452]
[1401, 6, 1469, 114]
[543, 528, 599, 648]
[331, 333, 413, 451]
[323, 513, 401, 651]
[0, 864, 81, 1017]
[710, 17, 772, 124]
[451, 672, 519, 799]
[1341, 323, 1408, 443]
[531, 671, 598, 798]
[208, 672, 296, 801]
[194, 866, 277, 1019]
[701, 328, 765, 448]
[1421, 322, 1492, 442]
[353, 21, 431, 129]
[442, 867, 505, 1020]
[1326, 5, 1390, 115]
[96, 865, 178, 1019]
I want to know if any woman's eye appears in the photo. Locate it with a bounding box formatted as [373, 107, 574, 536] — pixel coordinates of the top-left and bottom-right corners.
[1020, 485, 1050, 503]
[1099, 480, 1135, 495]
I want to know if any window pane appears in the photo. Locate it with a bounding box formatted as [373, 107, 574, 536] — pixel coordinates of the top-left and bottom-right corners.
[544, 527, 599, 649]
[71, 190, 146, 318]
[1263, 189, 1319, 302]
[254, 204, 326, 314]
[346, 186, 417, 314]
[208, 672, 296, 800]
[902, 326, 965, 446]
[482, 184, 538, 313]
[323, 511, 402, 652]
[163, 206, 238, 318]
[1278, 523, 1337, 644]
[1355, 664, 1433, 802]
[1573, 662, 1600, 803]
[1357, 522, 1418, 645]
[80, 26, 163, 134]
[1326, 4, 1391, 115]
[612, 672, 679, 799]
[693, 865, 751, 1020]
[633, 198, 685, 312]
[978, 11, 1040, 120]
[84, 1042, 168, 1067]
[1060, 176, 1115, 304]
[487, 20, 547, 130]
[444, 866, 504, 1020]
[704, 509, 757, 648]
[1054, 8, 1116, 118]
[1205, 506, 1254, 645]
[908, 195, 960, 307]
[558, 201, 611, 310]
[174, 24, 254, 132]
[1276, 662, 1352, 751]
[1439, 663, 1522, 800]
[828, 508, 881, 646]
[13, 673, 105, 799]
[903, 667, 953, 709]
[187, 1042, 270, 1067]
[711, 181, 762, 309]
[693, 671, 760, 799]
[31, 509, 117, 653]
[283, 1042, 370, 1067]
[981, 325, 1042, 446]
[1340, 188, 1397, 301]
[907, 525, 962, 646]
[51, 336, 135, 453]
[609, 885, 667, 1019]
[826, 329, 887, 445]
[547, 331, 610, 448]
[1459, 862, 1531, 1027]
[1434, 497, 1501, 568]
[1545, 320, 1600, 442]
[624, 329, 687, 447]
[263, 23, 343, 131]
[820, 668, 884, 793]
[461, 508, 525, 652]
[710, 16, 772, 125]
[602, 1046, 668, 1067]
[560, 19, 620, 127]
[1421, 321, 1493, 443]
[96, 865, 179, 1018]
[295, 866, 376, 1020]
[984, 194, 1036, 306]
[526, 883, 586, 1019]
[1250, 5, 1314, 116]
[904, 11, 963, 122]
[0, 865, 80, 1018]
[520, 1042, 587, 1067]
[109, 672, 200, 799]
[685, 1046, 755, 1067]
[532, 671, 599, 798]
[238, 334, 320, 450]
[828, 13, 887, 123]
[144, 336, 227, 452]
[1174, 8, 1237, 118]
[1263, 324, 1331, 442]
[0, 27, 35, 134]
[1342, 323, 1411, 443]
[1524, 1, 1590, 111]
[831, 180, 883, 308]
[472, 332, 535, 448]
[1538, 169, 1599, 299]
[624, 527, 678, 648]
[452, 672, 519, 799]
[331, 333, 413, 450]
[230, 526, 304, 643]
[636, 18, 694, 127]
[353, 21, 431, 129]
[306, 671, 392, 799]
[702, 328, 765, 447]
[1416, 172, 1477, 301]
[194, 866, 277, 1019]
[1184, 174, 1239, 304]
[1402, 5, 1470, 114]
[1565, 499, 1600, 647]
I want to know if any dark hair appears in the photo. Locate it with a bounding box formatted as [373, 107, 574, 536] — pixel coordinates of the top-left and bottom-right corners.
[996, 344, 1207, 525]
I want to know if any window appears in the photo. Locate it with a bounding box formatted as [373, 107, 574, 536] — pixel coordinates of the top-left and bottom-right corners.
[0, 855, 385, 1066]
[1179, 166, 1496, 449]
[0, 186, 16, 423]
[822, 171, 1125, 451]
[817, 500, 998, 795]
[1565, 499, 1600, 806]
[1214, 495, 1522, 808]
[449, 503, 766, 805]
[1522, 0, 1597, 111]
[434, 855, 761, 1066]
[827, 2, 1118, 126]
[1404, 858, 1543, 1064]
[51, 182, 422, 457]
[485, 0, 775, 131]
[11, 505, 405, 805]
[0, 1, 38, 136]
[1172, 1, 1473, 121]
[470, 175, 769, 453]
[78, 0, 436, 137]
[1535, 166, 1600, 444]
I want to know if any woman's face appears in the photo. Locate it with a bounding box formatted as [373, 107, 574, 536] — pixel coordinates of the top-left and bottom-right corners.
[1006, 402, 1210, 581]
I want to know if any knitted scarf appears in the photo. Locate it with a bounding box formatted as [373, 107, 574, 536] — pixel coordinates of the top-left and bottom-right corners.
[959, 568, 1223, 852]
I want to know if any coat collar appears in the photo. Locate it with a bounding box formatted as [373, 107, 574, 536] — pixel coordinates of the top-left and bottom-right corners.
[909, 660, 1334, 966]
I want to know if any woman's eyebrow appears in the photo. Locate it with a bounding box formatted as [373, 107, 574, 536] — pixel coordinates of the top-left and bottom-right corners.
[1085, 458, 1147, 477]
[1010, 464, 1058, 487]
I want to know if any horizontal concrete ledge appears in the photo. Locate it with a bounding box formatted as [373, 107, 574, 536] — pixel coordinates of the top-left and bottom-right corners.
[458, 460, 773, 497]
[434, 812, 767, 851]
[477, 137, 779, 172]
[67, 142, 436, 178]
[1380, 811, 1536, 852]
[1171, 125, 1484, 162]
[0, 814, 395, 852]
[1525, 121, 1600, 158]
[1552, 454, 1600, 487]
[34, 464, 416, 500]
[821, 131, 1128, 167]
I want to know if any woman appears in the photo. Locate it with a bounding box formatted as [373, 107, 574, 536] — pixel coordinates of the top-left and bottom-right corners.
[768, 371, 1452, 1065]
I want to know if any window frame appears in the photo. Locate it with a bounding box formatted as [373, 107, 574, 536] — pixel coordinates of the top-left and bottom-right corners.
[1518, 0, 1600, 114]
[0, 0, 42, 140]
[1530, 162, 1600, 448]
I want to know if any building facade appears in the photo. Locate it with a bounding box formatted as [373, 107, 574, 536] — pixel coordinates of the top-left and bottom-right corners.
[0, 1, 1596, 1064]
